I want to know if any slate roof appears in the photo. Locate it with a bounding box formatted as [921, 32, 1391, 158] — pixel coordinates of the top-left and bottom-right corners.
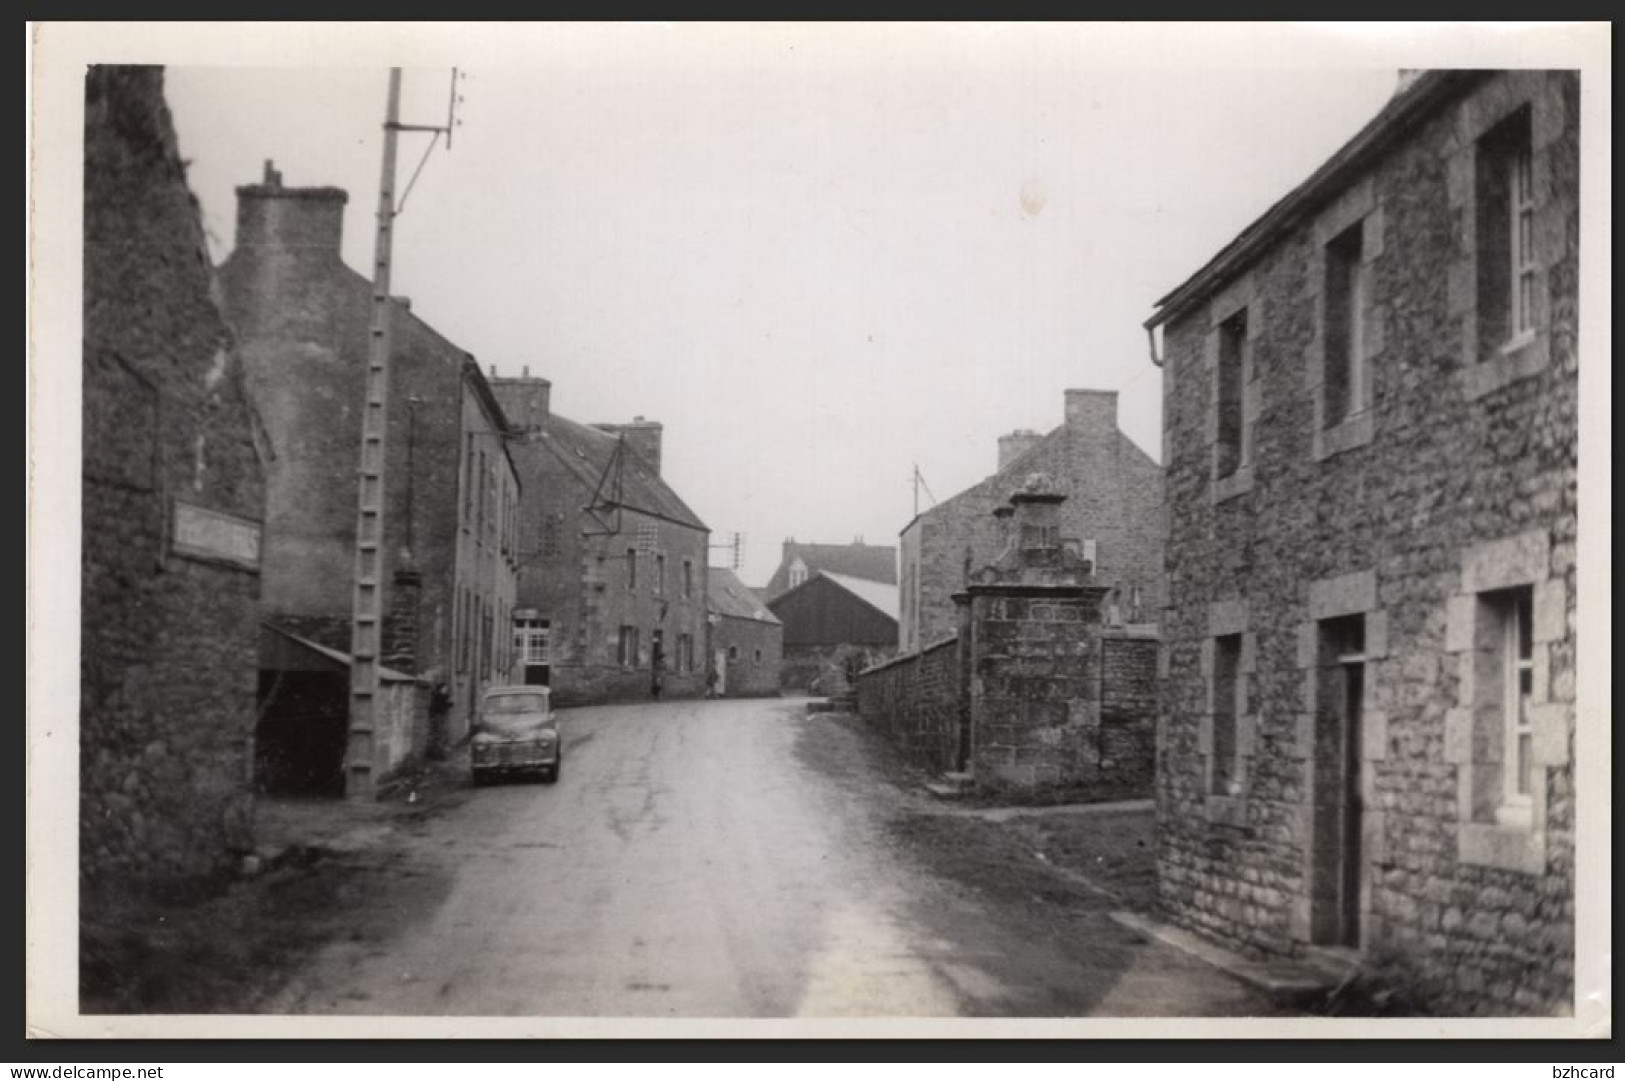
[819, 571, 900, 622]
[534, 411, 708, 532]
[764, 541, 897, 598]
[707, 567, 781, 625]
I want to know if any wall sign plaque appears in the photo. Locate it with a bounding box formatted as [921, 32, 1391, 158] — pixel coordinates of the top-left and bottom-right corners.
[172, 501, 262, 570]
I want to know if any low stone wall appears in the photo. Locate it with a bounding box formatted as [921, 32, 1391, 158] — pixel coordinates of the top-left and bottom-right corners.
[1099, 631, 1160, 798]
[855, 636, 962, 774]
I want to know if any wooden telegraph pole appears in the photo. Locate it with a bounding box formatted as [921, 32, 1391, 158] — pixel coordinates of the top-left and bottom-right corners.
[347, 68, 460, 800]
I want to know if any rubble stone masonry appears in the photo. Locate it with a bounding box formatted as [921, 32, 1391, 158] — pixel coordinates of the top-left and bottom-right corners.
[1153, 71, 1578, 1014]
[81, 67, 266, 892]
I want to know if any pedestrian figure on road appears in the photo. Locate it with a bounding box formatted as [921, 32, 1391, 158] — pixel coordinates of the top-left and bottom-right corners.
[705, 665, 718, 699]
[651, 644, 665, 700]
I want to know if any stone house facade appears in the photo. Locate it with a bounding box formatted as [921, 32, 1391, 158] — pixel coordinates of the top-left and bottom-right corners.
[706, 567, 783, 697]
[898, 389, 1164, 654]
[491, 373, 711, 707]
[1147, 70, 1579, 1015]
[219, 164, 520, 789]
[81, 66, 267, 891]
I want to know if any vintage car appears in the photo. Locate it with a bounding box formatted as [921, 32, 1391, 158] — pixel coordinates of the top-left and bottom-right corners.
[471, 685, 561, 786]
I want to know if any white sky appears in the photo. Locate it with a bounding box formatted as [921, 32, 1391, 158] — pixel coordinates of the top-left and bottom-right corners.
[123, 24, 1596, 585]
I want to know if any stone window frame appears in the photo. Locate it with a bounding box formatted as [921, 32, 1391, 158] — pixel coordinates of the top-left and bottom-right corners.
[1307, 178, 1387, 462]
[1198, 598, 1255, 828]
[1445, 72, 1568, 402]
[1286, 568, 1390, 946]
[682, 558, 694, 600]
[1443, 529, 1568, 875]
[1203, 275, 1262, 504]
[617, 624, 640, 669]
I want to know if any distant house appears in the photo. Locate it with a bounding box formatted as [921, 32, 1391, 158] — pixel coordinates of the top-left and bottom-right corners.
[81, 65, 267, 892]
[898, 389, 1164, 654]
[220, 162, 520, 796]
[491, 373, 711, 707]
[706, 567, 783, 697]
[762, 538, 897, 601]
[767, 569, 899, 692]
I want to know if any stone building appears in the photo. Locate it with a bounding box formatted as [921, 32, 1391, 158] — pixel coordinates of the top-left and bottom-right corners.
[491, 372, 711, 706]
[219, 164, 520, 792]
[1146, 70, 1578, 1014]
[898, 389, 1165, 654]
[859, 477, 1158, 798]
[81, 66, 266, 891]
[706, 567, 783, 697]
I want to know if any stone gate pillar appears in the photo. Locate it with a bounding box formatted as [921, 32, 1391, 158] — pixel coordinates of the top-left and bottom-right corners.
[964, 475, 1110, 792]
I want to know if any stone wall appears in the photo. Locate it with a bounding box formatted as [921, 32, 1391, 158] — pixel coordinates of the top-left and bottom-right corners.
[856, 637, 963, 773]
[1099, 632, 1160, 798]
[1154, 71, 1578, 1015]
[81, 66, 266, 894]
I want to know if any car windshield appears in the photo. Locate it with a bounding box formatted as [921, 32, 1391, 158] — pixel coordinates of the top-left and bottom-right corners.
[484, 693, 548, 715]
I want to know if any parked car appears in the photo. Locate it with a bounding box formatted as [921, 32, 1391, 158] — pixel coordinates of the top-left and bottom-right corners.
[471, 685, 561, 786]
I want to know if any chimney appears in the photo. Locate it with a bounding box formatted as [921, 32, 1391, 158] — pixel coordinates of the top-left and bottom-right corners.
[592, 417, 663, 476]
[488, 371, 553, 435]
[233, 159, 348, 257]
[997, 429, 1044, 471]
[1063, 389, 1119, 437]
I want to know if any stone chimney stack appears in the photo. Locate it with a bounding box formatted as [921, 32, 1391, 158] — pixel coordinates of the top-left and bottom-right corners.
[233, 159, 348, 257]
[592, 417, 663, 475]
[489, 371, 553, 436]
[997, 429, 1044, 472]
[1064, 389, 1119, 438]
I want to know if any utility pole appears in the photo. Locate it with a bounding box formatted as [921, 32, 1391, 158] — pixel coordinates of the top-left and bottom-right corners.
[346, 67, 460, 800]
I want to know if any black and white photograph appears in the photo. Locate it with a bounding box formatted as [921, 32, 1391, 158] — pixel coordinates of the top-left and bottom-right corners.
[25, 21, 1609, 1041]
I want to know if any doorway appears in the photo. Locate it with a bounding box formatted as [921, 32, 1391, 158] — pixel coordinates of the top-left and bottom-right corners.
[1311, 615, 1366, 948]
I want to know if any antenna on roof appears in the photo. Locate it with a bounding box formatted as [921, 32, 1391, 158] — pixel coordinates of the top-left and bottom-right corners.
[581, 434, 627, 537]
[911, 464, 937, 517]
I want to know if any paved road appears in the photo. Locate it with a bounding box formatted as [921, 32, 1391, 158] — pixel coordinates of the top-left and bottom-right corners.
[266, 698, 1282, 1018]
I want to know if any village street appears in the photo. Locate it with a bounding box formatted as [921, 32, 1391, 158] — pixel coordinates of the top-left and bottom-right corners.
[256, 699, 1288, 1019]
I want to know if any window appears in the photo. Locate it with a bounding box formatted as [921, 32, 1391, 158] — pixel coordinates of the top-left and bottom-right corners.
[513, 618, 550, 666]
[655, 554, 666, 596]
[1493, 587, 1535, 816]
[676, 633, 693, 674]
[1476, 107, 1536, 358]
[753, 648, 762, 665]
[462, 434, 475, 527]
[728, 645, 740, 663]
[682, 560, 693, 599]
[1324, 223, 1369, 426]
[618, 625, 639, 668]
[1215, 309, 1250, 479]
[1210, 634, 1242, 795]
[788, 558, 808, 588]
[626, 548, 638, 589]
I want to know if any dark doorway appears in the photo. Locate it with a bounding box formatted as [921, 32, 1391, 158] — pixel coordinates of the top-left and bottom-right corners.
[1311, 615, 1366, 948]
[255, 670, 346, 797]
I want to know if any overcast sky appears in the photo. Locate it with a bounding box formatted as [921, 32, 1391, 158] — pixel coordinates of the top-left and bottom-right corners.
[144, 24, 1590, 585]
